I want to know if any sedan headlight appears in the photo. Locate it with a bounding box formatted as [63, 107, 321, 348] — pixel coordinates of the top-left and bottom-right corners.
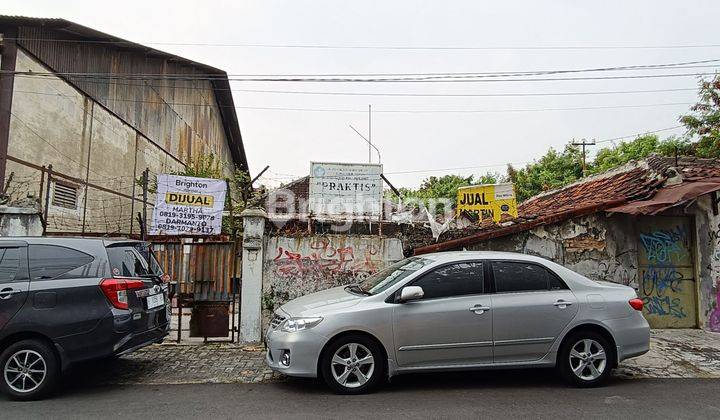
[281, 316, 323, 332]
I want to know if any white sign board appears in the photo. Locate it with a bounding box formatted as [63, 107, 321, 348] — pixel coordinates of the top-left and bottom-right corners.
[308, 162, 383, 218]
[150, 174, 227, 235]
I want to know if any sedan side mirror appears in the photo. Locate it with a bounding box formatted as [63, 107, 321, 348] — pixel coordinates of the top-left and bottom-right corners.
[399, 286, 424, 303]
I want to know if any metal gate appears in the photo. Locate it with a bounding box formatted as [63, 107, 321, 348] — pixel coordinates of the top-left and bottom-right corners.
[637, 216, 697, 328]
[152, 240, 240, 300]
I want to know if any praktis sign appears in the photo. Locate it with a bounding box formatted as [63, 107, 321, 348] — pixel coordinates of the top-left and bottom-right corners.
[308, 162, 383, 219]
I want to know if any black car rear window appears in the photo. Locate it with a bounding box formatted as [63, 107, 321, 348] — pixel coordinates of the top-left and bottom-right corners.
[28, 245, 94, 280]
[0, 247, 21, 283]
[107, 246, 150, 278]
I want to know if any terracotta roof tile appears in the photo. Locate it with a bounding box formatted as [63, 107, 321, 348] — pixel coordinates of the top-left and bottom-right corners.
[414, 155, 720, 255]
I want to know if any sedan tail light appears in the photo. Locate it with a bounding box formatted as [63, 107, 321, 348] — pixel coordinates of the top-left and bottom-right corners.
[628, 298, 644, 311]
[100, 278, 145, 309]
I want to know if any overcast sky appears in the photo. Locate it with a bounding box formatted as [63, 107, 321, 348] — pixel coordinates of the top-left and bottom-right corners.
[4, 1, 719, 188]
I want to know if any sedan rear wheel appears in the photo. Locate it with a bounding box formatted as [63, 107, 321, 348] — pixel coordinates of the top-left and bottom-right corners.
[558, 331, 613, 387]
[321, 334, 384, 394]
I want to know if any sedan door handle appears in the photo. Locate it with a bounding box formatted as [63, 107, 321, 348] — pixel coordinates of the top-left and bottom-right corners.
[553, 300, 573, 308]
[0, 288, 20, 300]
[469, 305, 491, 315]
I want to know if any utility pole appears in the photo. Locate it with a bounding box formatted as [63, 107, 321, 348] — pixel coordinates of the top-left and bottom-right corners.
[142, 167, 149, 240]
[368, 104, 372, 163]
[571, 139, 595, 177]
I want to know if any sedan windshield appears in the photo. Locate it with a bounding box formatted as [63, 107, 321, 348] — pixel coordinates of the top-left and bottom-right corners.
[357, 257, 433, 295]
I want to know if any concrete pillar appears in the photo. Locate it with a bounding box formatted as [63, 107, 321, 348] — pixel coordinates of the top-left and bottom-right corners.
[239, 208, 267, 343]
[0, 205, 43, 236]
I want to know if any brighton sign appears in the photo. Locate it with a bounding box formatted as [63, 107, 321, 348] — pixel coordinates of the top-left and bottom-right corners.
[150, 174, 227, 235]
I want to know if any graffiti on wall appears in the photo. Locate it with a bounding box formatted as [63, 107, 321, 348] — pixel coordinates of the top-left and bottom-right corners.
[597, 249, 637, 287]
[273, 237, 382, 282]
[637, 218, 697, 328]
[639, 225, 690, 264]
[263, 235, 404, 312]
[708, 220, 720, 331]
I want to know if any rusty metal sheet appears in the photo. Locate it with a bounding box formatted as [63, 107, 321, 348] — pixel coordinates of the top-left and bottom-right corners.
[151, 240, 240, 301]
[607, 180, 720, 216]
[189, 301, 230, 337]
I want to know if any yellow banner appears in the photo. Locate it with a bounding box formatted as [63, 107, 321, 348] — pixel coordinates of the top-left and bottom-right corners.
[456, 183, 518, 222]
[165, 192, 214, 207]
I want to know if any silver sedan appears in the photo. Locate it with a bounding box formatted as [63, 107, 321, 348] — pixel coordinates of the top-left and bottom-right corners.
[265, 251, 650, 394]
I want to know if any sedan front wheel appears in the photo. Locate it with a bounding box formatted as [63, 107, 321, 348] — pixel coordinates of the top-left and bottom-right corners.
[320, 334, 385, 394]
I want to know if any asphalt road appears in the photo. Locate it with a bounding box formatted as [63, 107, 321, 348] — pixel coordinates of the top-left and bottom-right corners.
[3, 370, 719, 419]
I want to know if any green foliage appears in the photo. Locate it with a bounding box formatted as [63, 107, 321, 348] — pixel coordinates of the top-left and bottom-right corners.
[680, 75, 720, 158]
[592, 135, 661, 174]
[507, 145, 583, 202]
[139, 153, 257, 235]
[393, 173, 499, 210]
[175, 154, 224, 179]
[590, 135, 693, 174]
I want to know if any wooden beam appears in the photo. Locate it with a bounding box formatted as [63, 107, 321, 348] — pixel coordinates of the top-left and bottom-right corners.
[0, 26, 18, 189]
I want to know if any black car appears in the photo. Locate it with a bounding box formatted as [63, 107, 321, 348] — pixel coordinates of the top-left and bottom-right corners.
[0, 237, 170, 400]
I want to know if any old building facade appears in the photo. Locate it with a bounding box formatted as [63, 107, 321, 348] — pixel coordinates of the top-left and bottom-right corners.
[0, 16, 247, 235]
[415, 156, 720, 331]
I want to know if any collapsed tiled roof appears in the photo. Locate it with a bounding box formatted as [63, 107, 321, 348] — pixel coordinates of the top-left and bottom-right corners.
[413, 155, 720, 254]
[645, 155, 720, 180]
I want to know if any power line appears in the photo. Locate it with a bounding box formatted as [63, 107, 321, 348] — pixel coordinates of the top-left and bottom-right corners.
[6, 57, 720, 78]
[9, 37, 720, 50]
[13, 90, 695, 113]
[230, 87, 699, 98]
[385, 163, 524, 175]
[52, 64, 720, 79]
[233, 102, 693, 113]
[11, 75, 700, 97]
[10, 71, 718, 84]
[265, 125, 688, 179]
[594, 125, 685, 144]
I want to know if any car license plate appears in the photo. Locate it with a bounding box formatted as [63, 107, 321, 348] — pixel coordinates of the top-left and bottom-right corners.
[146, 293, 165, 309]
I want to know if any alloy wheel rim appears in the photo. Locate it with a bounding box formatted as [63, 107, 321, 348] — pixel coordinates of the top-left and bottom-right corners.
[4, 350, 47, 393]
[569, 339, 607, 381]
[331, 343, 375, 388]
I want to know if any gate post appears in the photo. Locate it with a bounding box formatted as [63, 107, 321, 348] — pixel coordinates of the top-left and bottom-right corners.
[239, 208, 267, 343]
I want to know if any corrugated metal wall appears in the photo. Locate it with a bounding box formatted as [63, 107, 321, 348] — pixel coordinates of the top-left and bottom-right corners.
[16, 26, 233, 170]
[153, 241, 241, 301]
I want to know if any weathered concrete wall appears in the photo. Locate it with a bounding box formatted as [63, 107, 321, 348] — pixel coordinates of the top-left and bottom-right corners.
[692, 195, 720, 331]
[262, 234, 404, 316]
[468, 213, 639, 287]
[16, 26, 236, 175]
[468, 203, 720, 331]
[0, 205, 43, 236]
[6, 48, 185, 233]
